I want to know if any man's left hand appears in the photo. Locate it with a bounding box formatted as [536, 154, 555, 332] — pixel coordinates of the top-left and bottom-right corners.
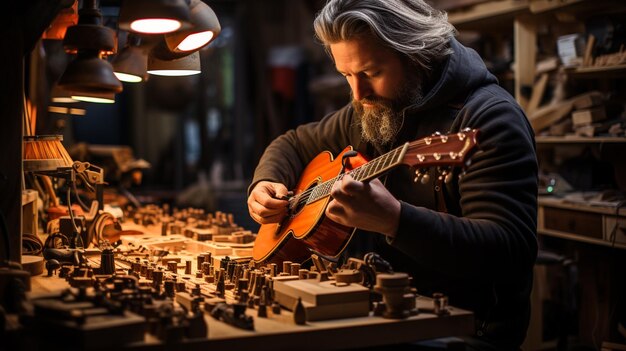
[326, 174, 400, 237]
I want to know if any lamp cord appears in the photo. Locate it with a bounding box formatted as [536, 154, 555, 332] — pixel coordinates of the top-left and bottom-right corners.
[72, 180, 90, 212]
[66, 185, 84, 249]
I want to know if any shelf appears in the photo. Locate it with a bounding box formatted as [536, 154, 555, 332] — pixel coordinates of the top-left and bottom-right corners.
[447, 0, 529, 30]
[536, 136, 626, 144]
[529, 0, 626, 16]
[538, 197, 626, 249]
[538, 228, 626, 250]
[539, 196, 626, 216]
[567, 64, 626, 79]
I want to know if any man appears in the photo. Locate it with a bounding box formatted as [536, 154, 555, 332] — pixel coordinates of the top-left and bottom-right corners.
[247, 0, 538, 349]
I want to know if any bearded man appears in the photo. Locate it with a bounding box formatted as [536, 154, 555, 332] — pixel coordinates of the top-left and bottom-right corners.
[247, 1, 538, 349]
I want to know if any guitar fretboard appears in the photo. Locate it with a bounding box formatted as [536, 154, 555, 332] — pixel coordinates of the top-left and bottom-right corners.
[304, 146, 404, 205]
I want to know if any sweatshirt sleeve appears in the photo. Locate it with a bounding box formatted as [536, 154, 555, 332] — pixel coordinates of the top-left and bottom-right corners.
[389, 97, 538, 280]
[249, 104, 359, 195]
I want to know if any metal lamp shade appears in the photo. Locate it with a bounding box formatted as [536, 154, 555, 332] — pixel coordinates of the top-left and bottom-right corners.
[164, 0, 221, 53]
[63, 0, 117, 55]
[113, 46, 148, 83]
[64, 22, 117, 55]
[71, 91, 116, 104]
[118, 0, 191, 34]
[50, 84, 78, 103]
[59, 53, 123, 94]
[147, 51, 201, 76]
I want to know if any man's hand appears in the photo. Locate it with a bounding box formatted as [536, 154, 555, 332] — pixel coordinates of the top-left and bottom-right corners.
[326, 174, 401, 237]
[248, 181, 290, 224]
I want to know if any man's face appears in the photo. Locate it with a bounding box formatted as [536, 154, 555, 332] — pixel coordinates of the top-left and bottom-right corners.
[330, 34, 422, 147]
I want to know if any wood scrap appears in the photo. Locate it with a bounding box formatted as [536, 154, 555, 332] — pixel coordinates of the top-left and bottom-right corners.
[583, 34, 595, 67]
[571, 106, 607, 127]
[528, 100, 574, 133]
[572, 91, 605, 110]
[535, 57, 559, 75]
[549, 118, 573, 136]
[526, 72, 549, 115]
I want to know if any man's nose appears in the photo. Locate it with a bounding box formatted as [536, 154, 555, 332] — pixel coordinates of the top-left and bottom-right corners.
[351, 77, 371, 101]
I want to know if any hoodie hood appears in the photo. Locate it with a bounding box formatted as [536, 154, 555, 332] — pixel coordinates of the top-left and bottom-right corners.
[407, 37, 499, 113]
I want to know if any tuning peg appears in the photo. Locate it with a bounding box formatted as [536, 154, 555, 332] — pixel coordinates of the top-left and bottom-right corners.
[431, 131, 441, 136]
[413, 169, 422, 183]
[436, 167, 453, 184]
[413, 169, 430, 184]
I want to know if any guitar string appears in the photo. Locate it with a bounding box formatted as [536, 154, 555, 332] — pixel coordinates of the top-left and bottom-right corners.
[286, 132, 472, 211]
[290, 147, 415, 209]
[289, 149, 455, 209]
[288, 149, 396, 209]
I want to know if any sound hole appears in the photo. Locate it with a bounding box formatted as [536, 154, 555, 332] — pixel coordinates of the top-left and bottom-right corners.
[289, 182, 317, 218]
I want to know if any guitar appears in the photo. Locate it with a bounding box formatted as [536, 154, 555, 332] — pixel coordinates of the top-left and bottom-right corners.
[252, 129, 480, 264]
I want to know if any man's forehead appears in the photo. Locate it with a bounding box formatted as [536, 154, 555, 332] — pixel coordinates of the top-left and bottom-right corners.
[330, 38, 390, 71]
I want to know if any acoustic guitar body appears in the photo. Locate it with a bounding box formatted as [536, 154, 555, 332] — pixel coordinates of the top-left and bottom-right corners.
[252, 147, 367, 264]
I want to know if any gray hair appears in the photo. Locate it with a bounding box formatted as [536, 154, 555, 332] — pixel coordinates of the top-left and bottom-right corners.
[313, 0, 456, 70]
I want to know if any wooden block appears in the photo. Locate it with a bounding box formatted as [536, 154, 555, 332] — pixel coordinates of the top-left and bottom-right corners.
[231, 248, 253, 257]
[203, 242, 234, 256]
[528, 100, 574, 132]
[526, 72, 549, 115]
[21, 255, 44, 276]
[274, 291, 370, 321]
[548, 118, 572, 136]
[583, 34, 595, 67]
[571, 106, 606, 126]
[273, 279, 370, 320]
[535, 57, 559, 75]
[274, 279, 369, 306]
[184, 227, 214, 241]
[572, 91, 604, 110]
[574, 124, 597, 137]
[574, 117, 621, 137]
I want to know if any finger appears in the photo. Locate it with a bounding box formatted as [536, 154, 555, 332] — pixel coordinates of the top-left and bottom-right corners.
[342, 175, 364, 193]
[330, 175, 358, 203]
[271, 183, 290, 199]
[254, 189, 288, 209]
[256, 212, 286, 224]
[325, 200, 350, 226]
[250, 199, 286, 218]
[249, 203, 287, 224]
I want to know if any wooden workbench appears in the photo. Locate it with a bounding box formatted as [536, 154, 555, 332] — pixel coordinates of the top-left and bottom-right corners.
[29, 274, 475, 351]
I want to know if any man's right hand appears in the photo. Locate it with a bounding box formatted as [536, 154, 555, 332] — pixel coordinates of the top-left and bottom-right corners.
[247, 181, 290, 224]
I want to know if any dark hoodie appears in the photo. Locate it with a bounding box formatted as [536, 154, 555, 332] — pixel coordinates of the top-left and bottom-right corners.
[251, 38, 538, 349]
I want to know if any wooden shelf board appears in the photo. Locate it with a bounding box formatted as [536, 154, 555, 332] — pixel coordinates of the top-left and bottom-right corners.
[538, 228, 626, 250]
[529, 0, 626, 15]
[529, 0, 586, 13]
[448, 0, 529, 30]
[567, 64, 626, 79]
[539, 196, 626, 216]
[536, 136, 626, 144]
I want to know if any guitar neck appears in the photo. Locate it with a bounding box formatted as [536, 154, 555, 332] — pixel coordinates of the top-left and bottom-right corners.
[306, 144, 408, 204]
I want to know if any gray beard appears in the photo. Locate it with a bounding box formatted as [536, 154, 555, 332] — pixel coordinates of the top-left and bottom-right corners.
[358, 103, 401, 147]
[353, 82, 423, 148]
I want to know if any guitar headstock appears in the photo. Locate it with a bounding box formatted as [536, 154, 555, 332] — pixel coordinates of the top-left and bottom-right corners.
[401, 129, 479, 168]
